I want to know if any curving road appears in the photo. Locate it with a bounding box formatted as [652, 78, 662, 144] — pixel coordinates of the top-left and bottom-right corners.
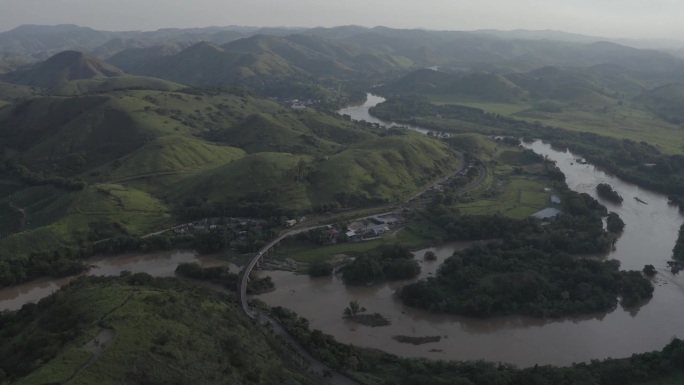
[236, 157, 489, 385]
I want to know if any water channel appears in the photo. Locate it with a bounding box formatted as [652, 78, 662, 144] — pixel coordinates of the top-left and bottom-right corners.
[0, 250, 237, 311]
[252, 94, 684, 367]
[1, 94, 683, 367]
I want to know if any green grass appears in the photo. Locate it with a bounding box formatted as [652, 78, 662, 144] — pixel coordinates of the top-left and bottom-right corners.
[0, 184, 170, 256]
[98, 135, 245, 186]
[433, 97, 684, 155]
[10, 277, 311, 385]
[459, 176, 553, 218]
[309, 133, 460, 205]
[454, 141, 556, 218]
[276, 228, 431, 264]
[51, 76, 184, 96]
[173, 152, 313, 210]
[426, 94, 532, 115]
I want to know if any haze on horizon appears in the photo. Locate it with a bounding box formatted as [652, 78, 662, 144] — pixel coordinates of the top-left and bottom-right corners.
[0, 0, 682, 40]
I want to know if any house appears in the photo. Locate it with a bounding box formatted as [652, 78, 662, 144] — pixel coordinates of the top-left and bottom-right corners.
[291, 103, 306, 110]
[370, 216, 385, 225]
[531, 208, 563, 220]
[369, 225, 390, 235]
[285, 219, 297, 227]
[383, 217, 400, 226]
[551, 195, 561, 204]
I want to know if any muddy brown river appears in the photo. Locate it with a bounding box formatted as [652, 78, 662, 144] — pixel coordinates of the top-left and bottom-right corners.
[2, 96, 683, 367]
[254, 97, 684, 367]
[0, 250, 237, 311]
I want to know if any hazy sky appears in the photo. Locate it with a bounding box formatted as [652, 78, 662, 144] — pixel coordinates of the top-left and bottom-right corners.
[1, 0, 683, 39]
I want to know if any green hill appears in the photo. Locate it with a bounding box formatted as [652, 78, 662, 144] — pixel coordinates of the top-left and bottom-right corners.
[308, 132, 459, 205]
[106, 42, 194, 73]
[0, 183, 170, 256]
[635, 83, 684, 123]
[172, 152, 313, 212]
[50, 75, 184, 96]
[0, 81, 34, 101]
[208, 109, 376, 155]
[1, 276, 311, 385]
[99, 135, 245, 189]
[0, 89, 282, 176]
[444, 73, 527, 102]
[0, 50, 124, 88]
[0, 95, 160, 175]
[379, 68, 454, 94]
[175, 133, 460, 213]
[131, 41, 304, 86]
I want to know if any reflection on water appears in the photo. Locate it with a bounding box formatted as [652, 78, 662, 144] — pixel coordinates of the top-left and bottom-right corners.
[0, 250, 238, 311]
[338, 94, 432, 134]
[257, 105, 684, 367]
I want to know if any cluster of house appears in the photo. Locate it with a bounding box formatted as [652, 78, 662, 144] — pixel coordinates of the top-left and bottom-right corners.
[284, 217, 307, 227]
[345, 215, 402, 241]
[531, 191, 563, 221]
[172, 217, 266, 234]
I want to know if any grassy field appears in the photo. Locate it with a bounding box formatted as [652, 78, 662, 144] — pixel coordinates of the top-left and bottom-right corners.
[275, 228, 431, 264]
[0, 183, 171, 256]
[446, 137, 556, 218]
[459, 176, 553, 218]
[309, 133, 460, 206]
[431, 96, 684, 155]
[50, 76, 184, 96]
[11, 277, 311, 385]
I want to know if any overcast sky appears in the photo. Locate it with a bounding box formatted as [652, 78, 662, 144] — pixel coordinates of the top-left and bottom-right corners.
[1, 0, 683, 39]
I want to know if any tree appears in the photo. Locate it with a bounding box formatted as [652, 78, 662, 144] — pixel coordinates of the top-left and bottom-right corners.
[424, 251, 437, 261]
[343, 300, 366, 317]
[643, 265, 657, 277]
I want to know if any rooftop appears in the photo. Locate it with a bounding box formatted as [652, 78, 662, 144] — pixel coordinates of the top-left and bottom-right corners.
[531, 208, 563, 220]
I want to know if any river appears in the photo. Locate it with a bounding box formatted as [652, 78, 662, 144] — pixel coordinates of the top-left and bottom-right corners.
[0, 250, 238, 311]
[2, 94, 683, 367]
[252, 94, 684, 367]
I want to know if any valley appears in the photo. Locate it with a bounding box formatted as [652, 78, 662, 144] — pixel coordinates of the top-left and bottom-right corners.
[1, 22, 684, 385]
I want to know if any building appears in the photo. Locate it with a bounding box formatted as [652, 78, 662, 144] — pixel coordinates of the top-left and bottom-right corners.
[368, 225, 390, 235]
[370, 216, 385, 225]
[291, 103, 306, 110]
[383, 217, 400, 226]
[531, 208, 563, 220]
[285, 219, 297, 227]
[551, 195, 561, 204]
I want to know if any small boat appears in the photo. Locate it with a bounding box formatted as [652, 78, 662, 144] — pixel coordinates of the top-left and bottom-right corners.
[634, 197, 648, 205]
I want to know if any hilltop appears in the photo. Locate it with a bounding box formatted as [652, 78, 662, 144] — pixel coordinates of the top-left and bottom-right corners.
[0, 275, 313, 385]
[635, 83, 684, 123]
[0, 84, 462, 255]
[0, 50, 124, 88]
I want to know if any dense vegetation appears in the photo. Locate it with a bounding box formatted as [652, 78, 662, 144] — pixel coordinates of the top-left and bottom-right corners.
[397, 181, 652, 317]
[370, 96, 684, 207]
[673, 223, 684, 261]
[0, 276, 312, 385]
[342, 244, 421, 284]
[272, 306, 684, 385]
[606, 212, 625, 233]
[596, 183, 623, 204]
[399, 242, 652, 317]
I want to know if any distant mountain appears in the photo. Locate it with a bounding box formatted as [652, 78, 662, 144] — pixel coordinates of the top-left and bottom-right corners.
[381, 66, 636, 106]
[636, 83, 684, 123]
[0, 24, 114, 53]
[106, 42, 195, 72]
[135, 41, 303, 86]
[0, 50, 124, 88]
[110, 34, 412, 87]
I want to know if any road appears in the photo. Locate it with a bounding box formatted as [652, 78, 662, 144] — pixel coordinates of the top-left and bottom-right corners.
[236, 159, 489, 385]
